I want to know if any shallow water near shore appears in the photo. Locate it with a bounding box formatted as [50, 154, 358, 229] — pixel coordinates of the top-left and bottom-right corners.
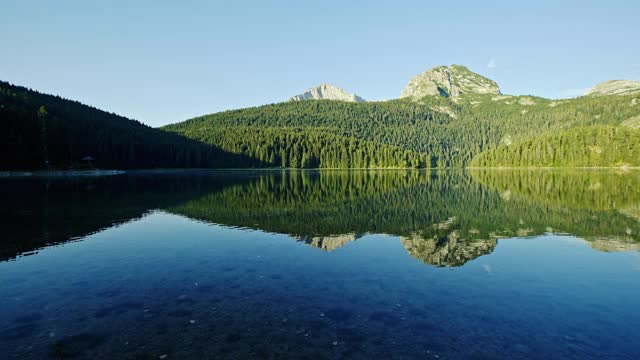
[1, 170, 639, 359]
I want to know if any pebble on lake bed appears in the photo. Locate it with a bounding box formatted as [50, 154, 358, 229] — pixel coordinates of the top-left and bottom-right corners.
[189, 320, 196, 324]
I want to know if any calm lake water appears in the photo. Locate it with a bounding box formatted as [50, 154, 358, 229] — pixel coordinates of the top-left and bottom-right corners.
[1, 170, 639, 359]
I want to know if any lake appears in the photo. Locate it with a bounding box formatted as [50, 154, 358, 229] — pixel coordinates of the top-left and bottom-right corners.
[1, 170, 639, 359]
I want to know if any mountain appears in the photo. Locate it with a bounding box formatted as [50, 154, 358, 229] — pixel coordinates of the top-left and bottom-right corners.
[585, 80, 640, 96]
[0, 80, 246, 170]
[290, 83, 365, 102]
[165, 64, 639, 168]
[400, 65, 500, 99]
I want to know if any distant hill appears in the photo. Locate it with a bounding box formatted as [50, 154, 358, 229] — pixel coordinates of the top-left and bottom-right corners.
[0, 81, 247, 170]
[290, 83, 365, 102]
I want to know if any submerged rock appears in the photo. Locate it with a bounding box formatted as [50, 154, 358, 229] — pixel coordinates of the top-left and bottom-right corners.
[49, 332, 107, 358]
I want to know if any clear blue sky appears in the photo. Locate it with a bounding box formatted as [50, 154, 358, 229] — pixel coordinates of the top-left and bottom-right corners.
[2, 0, 639, 127]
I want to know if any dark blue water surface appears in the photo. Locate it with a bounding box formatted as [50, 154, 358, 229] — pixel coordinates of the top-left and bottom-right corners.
[1, 170, 639, 359]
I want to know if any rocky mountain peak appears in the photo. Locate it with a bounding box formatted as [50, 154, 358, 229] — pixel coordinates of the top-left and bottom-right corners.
[585, 80, 640, 96]
[400, 64, 500, 99]
[290, 83, 365, 102]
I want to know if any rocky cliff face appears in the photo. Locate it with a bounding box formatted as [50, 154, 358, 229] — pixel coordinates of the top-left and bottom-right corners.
[585, 80, 640, 96]
[400, 65, 500, 99]
[290, 83, 365, 102]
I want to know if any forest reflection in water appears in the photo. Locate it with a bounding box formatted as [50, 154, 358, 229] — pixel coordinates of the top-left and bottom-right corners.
[2, 169, 639, 266]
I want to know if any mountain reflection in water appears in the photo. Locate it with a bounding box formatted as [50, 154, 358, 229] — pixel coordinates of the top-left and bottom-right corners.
[2, 169, 639, 267]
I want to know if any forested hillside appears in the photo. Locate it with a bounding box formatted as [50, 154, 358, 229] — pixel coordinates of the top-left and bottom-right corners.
[470, 125, 640, 167]
[4, 64, 640, 170]
[164, 92, 640, 168]
[188, 126, 429, 168]
[0, 81, 246, 170]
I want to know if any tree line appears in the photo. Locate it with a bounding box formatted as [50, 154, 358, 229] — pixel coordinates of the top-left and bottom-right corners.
[470, 125, 640, 167]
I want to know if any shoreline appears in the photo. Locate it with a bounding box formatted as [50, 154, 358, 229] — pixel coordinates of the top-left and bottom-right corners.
[0, 169, 126, 178]
[1, 166, 639, 177]
[465, 166, 640, 170]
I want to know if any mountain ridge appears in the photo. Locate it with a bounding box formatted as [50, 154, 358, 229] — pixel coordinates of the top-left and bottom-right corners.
[291, 66, 639, 103]
[585, 80, 640, 97]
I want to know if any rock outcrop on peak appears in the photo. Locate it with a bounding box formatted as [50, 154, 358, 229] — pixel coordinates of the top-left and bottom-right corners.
[584, 80, 640, 96]
[290, 83, 365, 102]
[400, 65, 500, 99]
